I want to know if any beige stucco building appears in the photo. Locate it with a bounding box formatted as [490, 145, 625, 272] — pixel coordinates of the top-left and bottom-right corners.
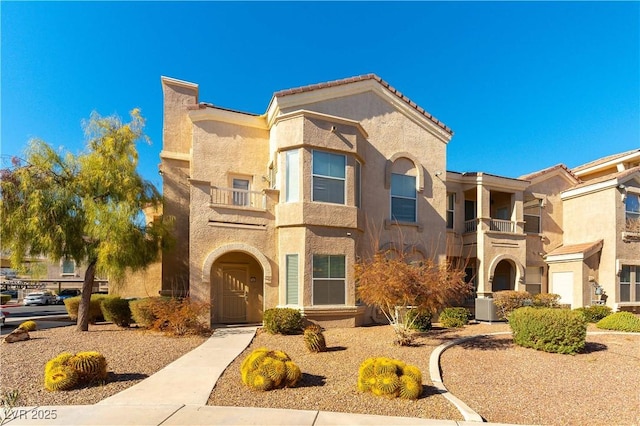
[157, 74, 640, 327]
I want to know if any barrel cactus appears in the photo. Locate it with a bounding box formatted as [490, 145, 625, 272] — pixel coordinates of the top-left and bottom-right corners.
[240, 348, 301, 391]
[68, 351, 108, 382]
[357, 357, 423, 400]
[44, 366, 79, 391]
[18, 320, 37, 331]
[303, 324, 327, 353]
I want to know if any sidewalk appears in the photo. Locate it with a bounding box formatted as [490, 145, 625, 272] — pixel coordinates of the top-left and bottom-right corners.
[3, 325, 522, 426]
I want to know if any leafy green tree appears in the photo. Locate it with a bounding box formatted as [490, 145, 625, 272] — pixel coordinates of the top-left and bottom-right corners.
[1, 109, 168, 331]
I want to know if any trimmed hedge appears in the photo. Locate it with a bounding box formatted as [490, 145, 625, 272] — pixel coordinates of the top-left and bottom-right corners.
[129, 297, 164, 328]
[64, 294, 109, 323]
[574, 305, 612, 323]
[596, 311, 640, 332]
[406, 309, 432, 332]
[263, 308, 303, 335]
[439, 307, 470, 328]
[509, 307, 587, 354]
[100, 297, 132, 328]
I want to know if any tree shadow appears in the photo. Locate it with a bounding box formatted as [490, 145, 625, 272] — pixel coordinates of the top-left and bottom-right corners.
[419, 384, 442, 399]
[297, 373, 326, 388]
[108, 372, 149, 383]
[457, 336, 513, 351]
[581, 342, 608, 354]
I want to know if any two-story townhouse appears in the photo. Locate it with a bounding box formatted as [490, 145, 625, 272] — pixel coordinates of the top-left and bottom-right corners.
[546, 150, 640, 311]
[160, 74, 453, 327]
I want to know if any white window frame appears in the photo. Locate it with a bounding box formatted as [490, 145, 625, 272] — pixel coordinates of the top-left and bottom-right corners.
[232, 178, 250, 206]
[619, 264, 640, 303]
[355, 160, 362, 208]
[390, 173, 417, 223]
[312, 150, 346, 205]
[625, 193, 640, 229]
[446, 193, 455, 229]
[285, 254, 299, 305]
[285, 150, 299, 202]
[312, 254, 346, 306]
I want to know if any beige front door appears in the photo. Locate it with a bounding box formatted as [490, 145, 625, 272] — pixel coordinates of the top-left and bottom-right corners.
[221, 264, 248, 323]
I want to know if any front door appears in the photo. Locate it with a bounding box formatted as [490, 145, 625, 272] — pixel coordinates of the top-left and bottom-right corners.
[221, 264, 248, 323]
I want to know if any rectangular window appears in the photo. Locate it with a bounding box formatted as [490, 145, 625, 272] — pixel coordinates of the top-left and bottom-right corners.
[232, 178, 250, 206]
[391, 173, 416, 223]
[355, 160, 362, 208]
[524, 200, 542, 234]
[312, 150, 345, 204]
[285, 255, 298, 305]
[446, 193, 455, 229]
[626, 194, 640, 231]
[285, 150, 299, 202]
[312, 255, 345, 305]
[620, 265, 640, 302]
[62, 259, 75, 276]
[525, 266, 542, 295]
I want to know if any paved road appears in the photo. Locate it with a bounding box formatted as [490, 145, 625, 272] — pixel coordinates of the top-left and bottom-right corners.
[1, 304, 74, 336]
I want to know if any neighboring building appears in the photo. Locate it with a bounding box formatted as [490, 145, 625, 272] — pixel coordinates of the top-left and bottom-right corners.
[158, 74, 640, 327]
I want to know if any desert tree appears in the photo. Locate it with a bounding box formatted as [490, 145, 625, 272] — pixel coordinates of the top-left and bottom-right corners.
[355, 232, 470, 345]
[0, 109, 169, 331]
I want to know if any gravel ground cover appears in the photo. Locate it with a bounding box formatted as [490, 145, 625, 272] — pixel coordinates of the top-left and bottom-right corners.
[209, 323, 640, 425]
[0, 323, 208, 406]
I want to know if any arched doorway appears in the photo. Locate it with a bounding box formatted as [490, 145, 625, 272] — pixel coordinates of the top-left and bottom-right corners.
[492, 259, 515, 292]
[202, 244, 272, 325]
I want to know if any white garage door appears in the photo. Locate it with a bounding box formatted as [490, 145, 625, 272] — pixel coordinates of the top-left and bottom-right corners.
[552, 271, 574, 307]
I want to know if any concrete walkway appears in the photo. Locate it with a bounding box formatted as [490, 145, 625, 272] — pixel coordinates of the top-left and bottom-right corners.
[2, 325, 524, 426]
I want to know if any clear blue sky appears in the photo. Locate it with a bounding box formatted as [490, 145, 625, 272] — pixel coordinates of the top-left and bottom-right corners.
[2, 1, 639, 191]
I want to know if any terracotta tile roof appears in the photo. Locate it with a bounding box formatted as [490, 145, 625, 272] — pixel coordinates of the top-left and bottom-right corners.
[547, 240, 603, 257]
[519, 163, 580, 182]
[273, 74, 453, 135]
[570, 165, 640, 190]
[572, 148, 640, 173]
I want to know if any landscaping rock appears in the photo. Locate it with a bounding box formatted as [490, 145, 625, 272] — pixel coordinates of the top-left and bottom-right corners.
[4, 328, 30, 343]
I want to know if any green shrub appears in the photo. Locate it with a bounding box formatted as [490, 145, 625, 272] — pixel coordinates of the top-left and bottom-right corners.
[509, 307, 587, 354]
[64, 294, 108, 323]
[100, 297, 132, 328]
[263, 308, 303, 335]
[406, 309, 432, 332]
[439, 307, 470, 328]
[0, 294, 10, 304]
[574, 305, 613, 323]
[18, 320, 37, 331]
[532, 293, 561, 308]
[596, 311, 640, 332]
[129, 298, 159, 328]
[492, 290, 532, 319]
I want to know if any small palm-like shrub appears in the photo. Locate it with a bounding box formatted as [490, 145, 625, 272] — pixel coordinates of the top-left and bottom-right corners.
[240, 348, 301, 391]
[439, 307, 470, 328]
[509, 307, 587, 354]
[17, 320, 37, 331]
[263, 308, 303, 335]
[357, 357, 422, 400]
[596, 311, 640, 332]
[303, 324, 327, 353]
[575, 305, 613, 323]
[44, 351, 108, 391]
[100, 297, 132, 328]
[64, 294, 108, 323]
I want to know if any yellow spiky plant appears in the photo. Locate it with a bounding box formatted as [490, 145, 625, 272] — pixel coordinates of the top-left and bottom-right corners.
[240, 348, 301, 391]
[357, 357, 423, 400]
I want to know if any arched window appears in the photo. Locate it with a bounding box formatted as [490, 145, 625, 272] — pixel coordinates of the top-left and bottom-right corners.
[390, 158, 418, 223]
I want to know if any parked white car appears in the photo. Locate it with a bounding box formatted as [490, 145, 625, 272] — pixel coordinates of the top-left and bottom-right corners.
[23, 291, 57, 306]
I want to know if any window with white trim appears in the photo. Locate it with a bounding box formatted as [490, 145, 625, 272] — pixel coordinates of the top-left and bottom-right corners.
[312, 150, 345, 204]
[61, 259, 75, 276]
[446, 193, 455, 229]
[620, 265, 640, 302]
[391, 173, 416, 223]
[524, 199, 542, 234]
[312, 255, 345, 305]
[625, 194, 640, 231]
[285, 254, 299, 305]
[232, 178, 250, 206]
[285, 150, 299, 202]
[355, 160, 362, 208]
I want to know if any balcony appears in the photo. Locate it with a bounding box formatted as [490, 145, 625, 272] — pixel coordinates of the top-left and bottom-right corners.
[210, 187, 266, 211]
[489, 218, 515, 233]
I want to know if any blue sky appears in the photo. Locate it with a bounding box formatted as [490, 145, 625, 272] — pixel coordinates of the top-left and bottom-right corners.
[2, 1, 638, 191]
